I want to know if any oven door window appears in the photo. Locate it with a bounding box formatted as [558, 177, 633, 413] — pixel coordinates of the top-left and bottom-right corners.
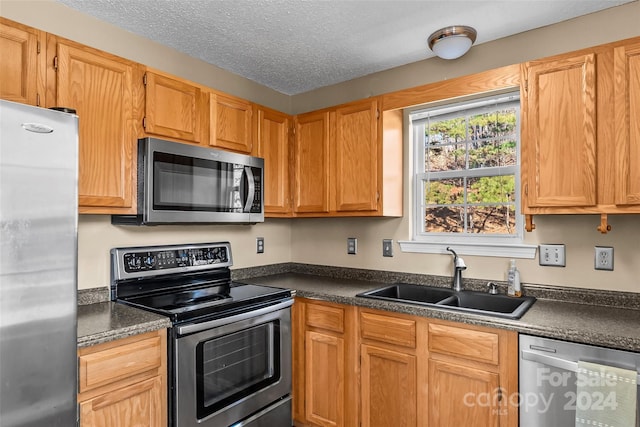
[152, 151, 247, 213]
[196, 321, 280, 419]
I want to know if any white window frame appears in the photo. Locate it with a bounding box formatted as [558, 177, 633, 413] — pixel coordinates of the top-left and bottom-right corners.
[399, 91, 537, 259]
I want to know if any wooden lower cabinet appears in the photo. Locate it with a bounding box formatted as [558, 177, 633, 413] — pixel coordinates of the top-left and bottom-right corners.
[361, 344, 417, 427]
[305, 330, 345, 426]
[429, 360, 500, 427]
[77, 330, 167, 427]
[293, 299, 358, 427]
[79, 376, 163, 426]
[293, 300, 518, 427]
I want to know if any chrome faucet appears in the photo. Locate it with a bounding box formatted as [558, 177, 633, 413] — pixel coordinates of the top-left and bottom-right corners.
[446, 247, 467, 292]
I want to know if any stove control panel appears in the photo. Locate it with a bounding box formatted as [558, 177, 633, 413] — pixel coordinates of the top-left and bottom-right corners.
[112, 242, 232, 278]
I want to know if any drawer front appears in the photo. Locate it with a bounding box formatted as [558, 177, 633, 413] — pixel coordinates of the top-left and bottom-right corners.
[360, 311, 416, 349]
[305, 302, 345, 334]
[79, 334, 162, 393]
[428, 323, 499, 365]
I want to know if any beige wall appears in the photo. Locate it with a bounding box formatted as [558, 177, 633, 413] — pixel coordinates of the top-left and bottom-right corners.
[2, 0, 639, 292]
[78, 216, 292, 289]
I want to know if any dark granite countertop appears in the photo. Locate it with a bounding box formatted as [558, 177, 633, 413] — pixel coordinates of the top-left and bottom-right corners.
[240, 272, 640, 353]
[77, 301, 171, 348]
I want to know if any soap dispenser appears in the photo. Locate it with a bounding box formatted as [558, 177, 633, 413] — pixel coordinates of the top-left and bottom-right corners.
[507, 259, 522, 297]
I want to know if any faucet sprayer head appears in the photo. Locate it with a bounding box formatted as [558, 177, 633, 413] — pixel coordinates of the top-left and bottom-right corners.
[446, 247, 466, 270]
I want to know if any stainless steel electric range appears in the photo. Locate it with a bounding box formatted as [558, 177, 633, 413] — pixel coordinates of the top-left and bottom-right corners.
[110, 242, 293, 427]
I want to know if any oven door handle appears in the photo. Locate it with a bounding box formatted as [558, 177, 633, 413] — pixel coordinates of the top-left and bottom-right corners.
[176, 298, 294, 336]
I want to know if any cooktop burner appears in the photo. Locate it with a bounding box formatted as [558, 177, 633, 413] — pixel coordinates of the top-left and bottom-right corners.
[110, 242, 292, 324]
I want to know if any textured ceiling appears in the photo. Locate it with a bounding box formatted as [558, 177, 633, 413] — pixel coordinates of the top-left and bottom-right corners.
[55, 0, 633, 95]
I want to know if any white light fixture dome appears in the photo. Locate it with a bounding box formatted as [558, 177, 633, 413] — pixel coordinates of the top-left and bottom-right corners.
[428, 25, 477, 60]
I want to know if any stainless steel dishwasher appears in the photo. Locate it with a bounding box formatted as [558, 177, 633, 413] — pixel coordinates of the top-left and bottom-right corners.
[519, 334, 640, 426]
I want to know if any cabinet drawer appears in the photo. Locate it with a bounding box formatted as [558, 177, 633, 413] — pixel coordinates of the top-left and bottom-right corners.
[360, 311, 416, 349]
[305, 302, 344, 334]
[428, 323, 499, 365]
[79, 333, 162, 393]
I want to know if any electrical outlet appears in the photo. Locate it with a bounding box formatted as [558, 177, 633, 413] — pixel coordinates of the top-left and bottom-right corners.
[595, 246, 614, 271]
[347, 237, 357, 255]
[539, 244, 566, 267]
[382, 239, 393, 257]
[256, 237, 264, 254]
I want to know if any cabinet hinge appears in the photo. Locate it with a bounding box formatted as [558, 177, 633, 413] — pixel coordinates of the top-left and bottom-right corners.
[524, 79, 528, 93]
[524, 184, 528, 196]
[142, 117, 147, 129]
[497, 387, 503, 402]
[36, 93, 40, 107]
[143, 73, 147, 86]
[376, 109, 380, 119]
[53, 55, 58, 71]
[36, 41, 41, 54]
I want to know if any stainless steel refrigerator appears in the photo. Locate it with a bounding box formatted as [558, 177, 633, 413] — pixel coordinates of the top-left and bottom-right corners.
[0, 100, 78, 426]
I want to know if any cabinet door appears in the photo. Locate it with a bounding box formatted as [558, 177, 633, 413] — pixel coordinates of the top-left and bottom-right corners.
[294, 111, 330, 213]
[305, 330, 345, 427]
[53, 39, 134, 211]
[361, 344, 416, 427]
[0, 18, 44, 106]
[79, 376, 163, 427]
[209, 92, 253, 153]
[429, 360, 501, 427]
[305, 331, 345, 427]
[614, 42, 640, 206]
[334, 99, 379, 212]
[144, 71, 202, 143]
[523, 54, 597, 208]
[258, 107, 291, 214]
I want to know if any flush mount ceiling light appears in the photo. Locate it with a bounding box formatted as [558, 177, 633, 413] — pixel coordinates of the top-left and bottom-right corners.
[428, 25, 477, 60]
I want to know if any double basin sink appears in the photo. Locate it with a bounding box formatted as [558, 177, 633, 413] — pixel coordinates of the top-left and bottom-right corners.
[356, 283, 535, 319]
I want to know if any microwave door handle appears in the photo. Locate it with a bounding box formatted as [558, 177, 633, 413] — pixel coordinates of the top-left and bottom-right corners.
[243, 166, 255, 212]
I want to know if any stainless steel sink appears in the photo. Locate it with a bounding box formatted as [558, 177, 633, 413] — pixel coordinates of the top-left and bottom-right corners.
[356, 283, 535, 319]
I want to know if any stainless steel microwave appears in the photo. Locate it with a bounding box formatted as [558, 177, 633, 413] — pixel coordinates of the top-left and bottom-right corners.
[112, 138, 263, 225]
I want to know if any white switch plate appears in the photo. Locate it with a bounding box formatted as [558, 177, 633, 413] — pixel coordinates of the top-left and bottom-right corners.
[539, 244, 565, 267]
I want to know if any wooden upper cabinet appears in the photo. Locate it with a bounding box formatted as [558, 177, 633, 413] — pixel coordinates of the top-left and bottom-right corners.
[257, 107, 292, 215]
[143, 70, 202, 143]
[0, 18, 45, 106]
[614, 41, 640, 206]
[209, 92, 253, 153]
[49, 36, 136, 212]
[292, 97, 401, 218]
[333, 99, 379, 212]
[522, 53, 597, 209]
[294, 110, 331, 213]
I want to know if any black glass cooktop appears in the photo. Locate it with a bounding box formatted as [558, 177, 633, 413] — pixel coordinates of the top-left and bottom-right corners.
[119, 281, 291, 324]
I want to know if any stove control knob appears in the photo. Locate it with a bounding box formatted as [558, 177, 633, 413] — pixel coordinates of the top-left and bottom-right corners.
[144, 253, 155, 268]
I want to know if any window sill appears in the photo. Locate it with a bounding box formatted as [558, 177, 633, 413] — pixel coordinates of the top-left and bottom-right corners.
[398, 241, 537, 259]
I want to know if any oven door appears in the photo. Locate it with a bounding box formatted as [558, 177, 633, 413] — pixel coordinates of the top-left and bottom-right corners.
[174, 299, 292, 427]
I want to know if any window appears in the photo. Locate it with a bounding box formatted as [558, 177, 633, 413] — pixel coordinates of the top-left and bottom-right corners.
[401, 92, 535, 258]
